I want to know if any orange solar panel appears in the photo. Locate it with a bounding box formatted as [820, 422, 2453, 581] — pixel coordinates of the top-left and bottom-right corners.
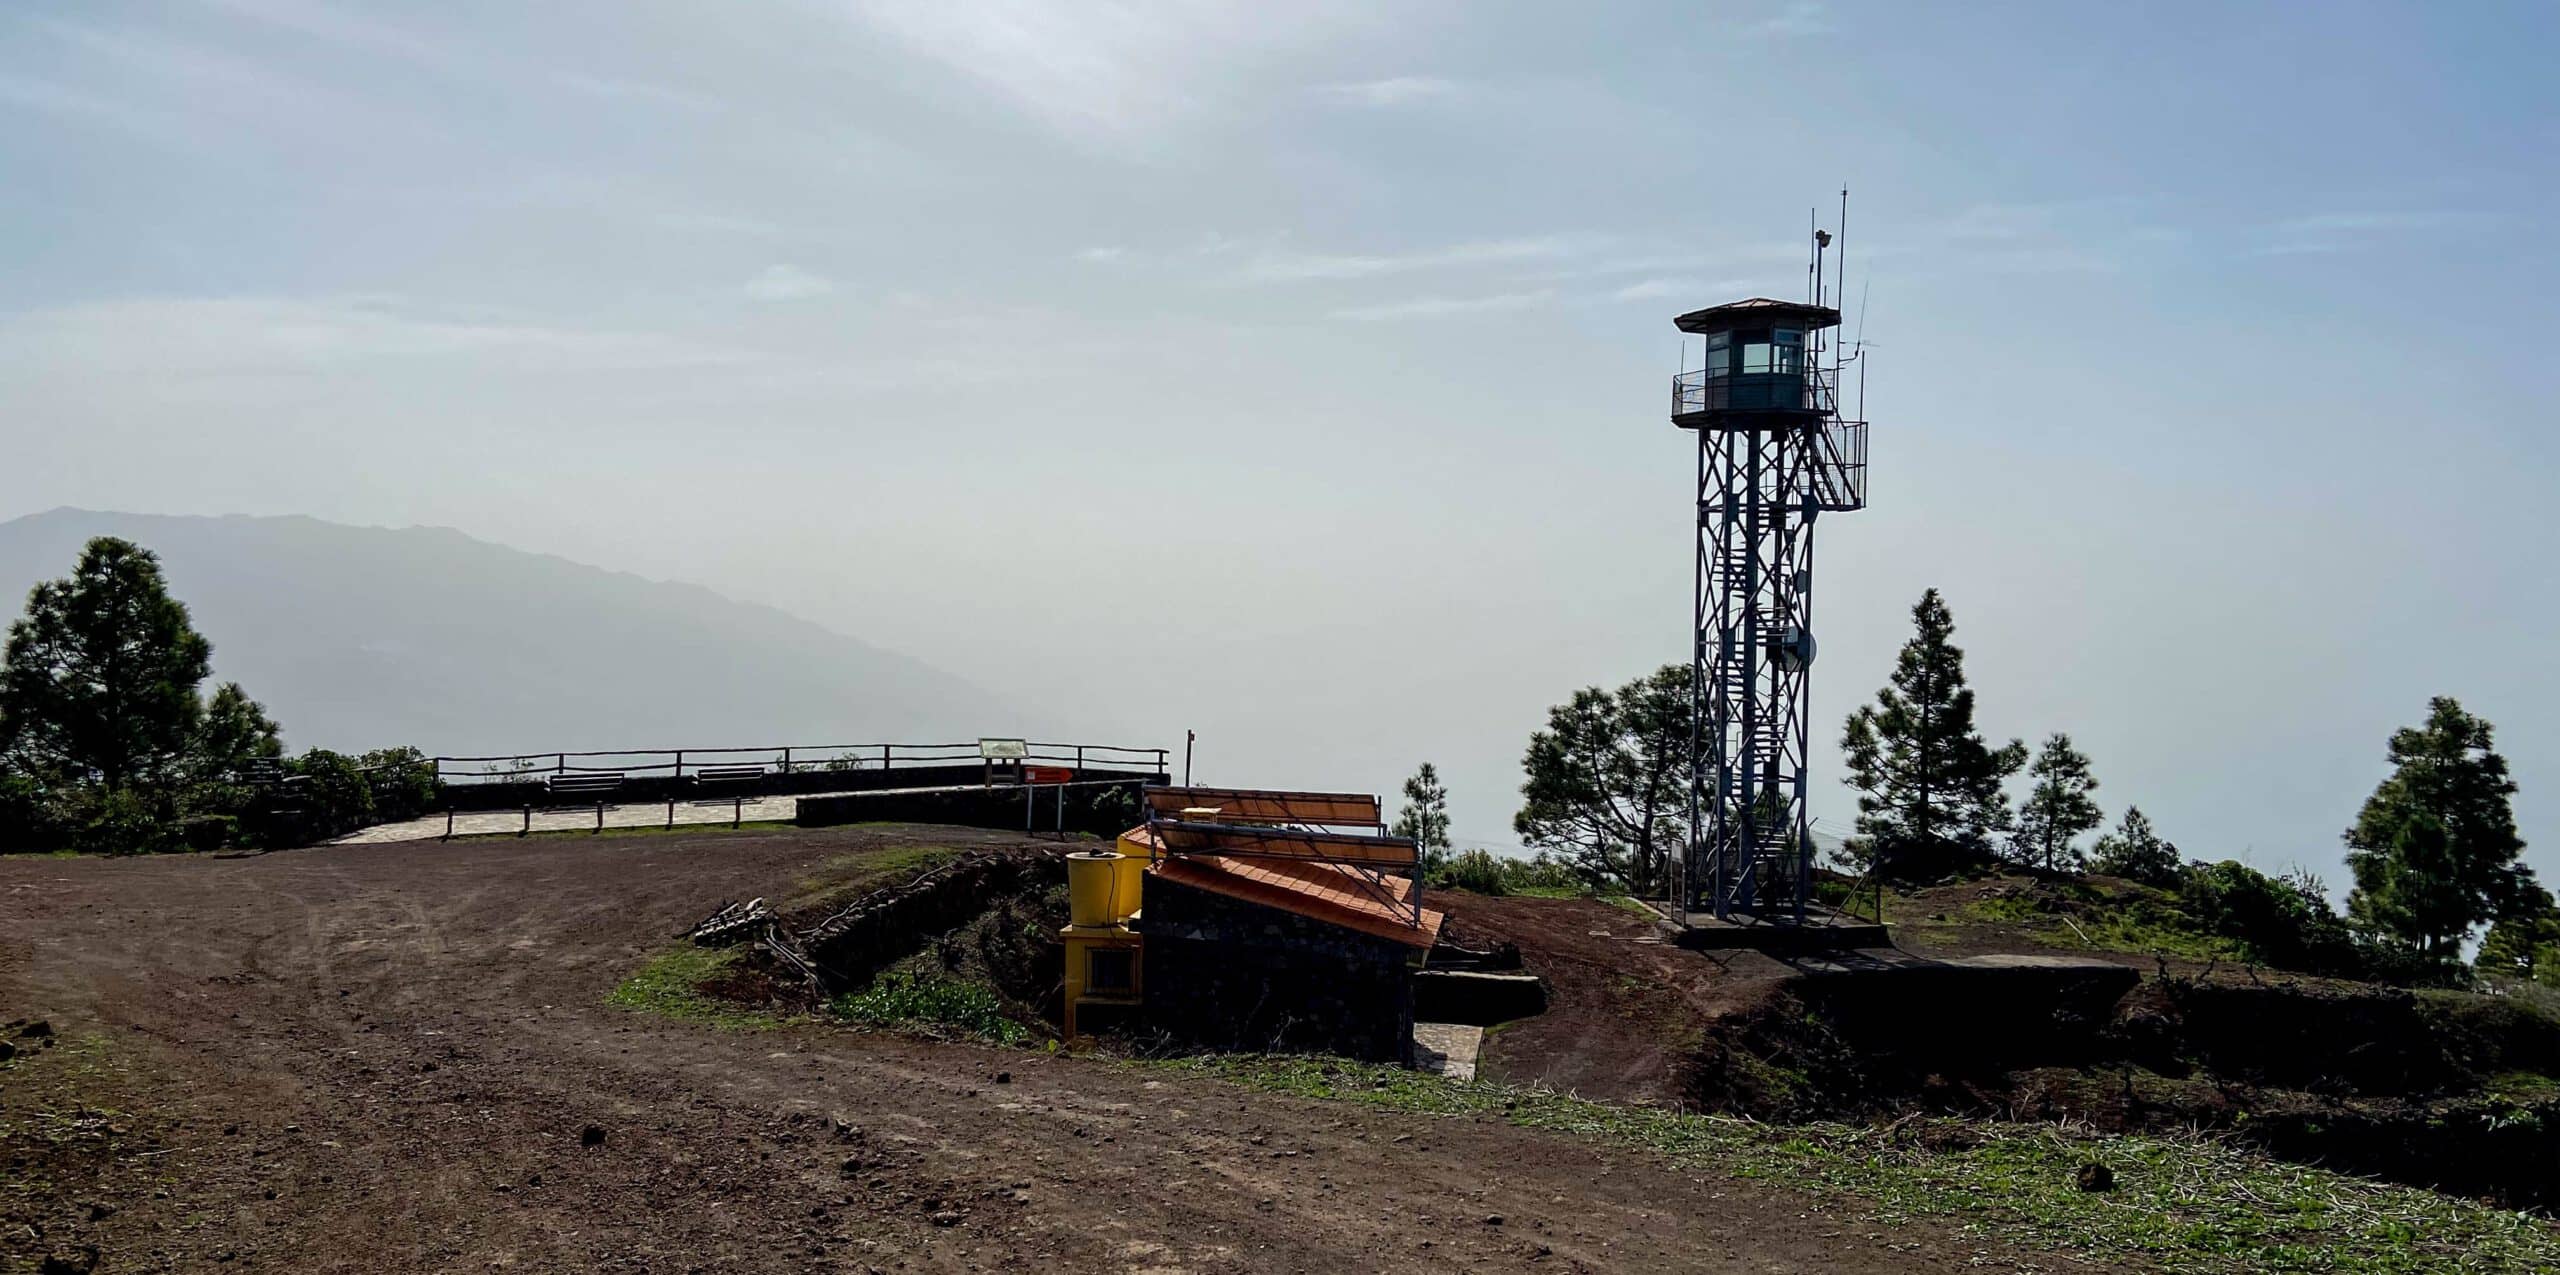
[1143, 786, 1383, 827]
[1152, 822, 1419, 868]
[1150, 855, 1444, 950]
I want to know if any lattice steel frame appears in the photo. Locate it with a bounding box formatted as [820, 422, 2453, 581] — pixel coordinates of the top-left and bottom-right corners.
[1679, 417, 1828, 922]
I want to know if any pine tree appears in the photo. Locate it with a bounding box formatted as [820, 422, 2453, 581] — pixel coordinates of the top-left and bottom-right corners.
[1392, 762, 1453, 871]
[2343, 697, 2528, 965]
[1515, 664, 1690, 894]
[188, 681, 284, 815]
[1, 537, 213, 791]
[0, 537, 284, 852]
[2010, 733, 2102, 874]
[1839, 590, 2024, 880]
[2478, 879, 2560, 987]
[2090, 806, 2182, 887]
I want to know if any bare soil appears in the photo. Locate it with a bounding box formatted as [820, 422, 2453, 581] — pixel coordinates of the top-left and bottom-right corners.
[1434, 894, 1799, 1105]
[2, 826, 2051, 1274]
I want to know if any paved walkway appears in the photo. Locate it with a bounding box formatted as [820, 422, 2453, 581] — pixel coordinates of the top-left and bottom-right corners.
[327, 785, 961, 845]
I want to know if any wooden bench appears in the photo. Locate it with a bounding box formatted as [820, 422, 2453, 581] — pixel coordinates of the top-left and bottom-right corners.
[685, 765, 768, 828]
[537, 772, 626, 833]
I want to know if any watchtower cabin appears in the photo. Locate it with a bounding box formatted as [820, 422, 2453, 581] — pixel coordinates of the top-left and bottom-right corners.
[1673, 298, 1837, 419]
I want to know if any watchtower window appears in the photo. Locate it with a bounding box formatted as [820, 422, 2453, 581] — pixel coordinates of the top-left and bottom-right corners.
[1773, 327, 1804, 373]
[1702, 331, 1729, 376]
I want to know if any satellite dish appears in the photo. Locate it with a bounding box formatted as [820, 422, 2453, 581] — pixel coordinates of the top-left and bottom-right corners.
[1774, 626, 1817, 671]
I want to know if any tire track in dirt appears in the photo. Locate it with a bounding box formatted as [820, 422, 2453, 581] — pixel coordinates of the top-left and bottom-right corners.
[3, 827, 2074, 1273]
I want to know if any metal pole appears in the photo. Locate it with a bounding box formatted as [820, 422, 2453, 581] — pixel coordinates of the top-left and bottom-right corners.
[1183, 731, 1195, 786]
[1687, 421, 1706, 922]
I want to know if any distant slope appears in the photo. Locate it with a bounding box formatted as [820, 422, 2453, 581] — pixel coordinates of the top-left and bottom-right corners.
[0, 508, 1008, 756]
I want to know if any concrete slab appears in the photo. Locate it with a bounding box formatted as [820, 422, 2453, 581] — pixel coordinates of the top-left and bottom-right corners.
[1674, 908, 1890, 952]
[1411, 1021, 1484, 1082]
[326, 784, 968, 845]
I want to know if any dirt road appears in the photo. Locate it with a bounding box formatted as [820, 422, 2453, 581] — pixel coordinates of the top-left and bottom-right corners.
[2, 827, 2057, 1273]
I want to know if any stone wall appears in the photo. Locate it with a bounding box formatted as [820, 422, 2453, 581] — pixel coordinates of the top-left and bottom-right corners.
[1140, 874, 1415, 1063]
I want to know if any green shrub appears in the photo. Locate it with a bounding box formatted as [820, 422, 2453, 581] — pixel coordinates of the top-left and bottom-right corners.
[67, 787, 181, 856]
[179, 813, 241, 852]
[0, 769, 57, 852]
[291, 747, 376, 837]
[830, 971, 1025, 1043]
[358, 746, 439, 821]
[2180, 860, 2362, 976]
[1440, 848, 1510, 895]
[1428, 848, 1588, 898]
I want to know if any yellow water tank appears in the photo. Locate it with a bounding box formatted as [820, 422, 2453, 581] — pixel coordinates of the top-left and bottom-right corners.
[1067, 851, 1131, 928]
[1112, 850, 1144, 921]
[1067, 852, 1116, 927]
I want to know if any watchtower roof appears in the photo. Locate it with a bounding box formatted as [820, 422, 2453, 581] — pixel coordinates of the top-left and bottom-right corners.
[1674, 297, 1841, 334]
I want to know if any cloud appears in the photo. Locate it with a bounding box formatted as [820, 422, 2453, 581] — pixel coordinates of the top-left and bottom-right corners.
[2254, 209, 2477, 256]
[0, 296, 768, 375]
[1311, 76, 1458, 107]
[1239, 236, 1596, 283]
[198, 0, 476, 75]
[1748, 2, 1835, 38]
[742, 265, 838, 301]
[840, 0, 1373, 142]
[654, 211, 787, 238]
[1331, 291, 1552, 321]
[1605, 277, 1750, 303]
[0, 73, 189, 145]
[553, 72, 725, 114]
[1076, 246, 1128, 264]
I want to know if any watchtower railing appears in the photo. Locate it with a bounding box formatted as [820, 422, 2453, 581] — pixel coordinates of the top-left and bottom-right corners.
[1674, 364, 1866, 512]
[1673, 362, 1843, 417]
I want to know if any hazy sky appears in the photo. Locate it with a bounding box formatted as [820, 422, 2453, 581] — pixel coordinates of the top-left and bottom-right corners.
[4, 2, 2555, 884]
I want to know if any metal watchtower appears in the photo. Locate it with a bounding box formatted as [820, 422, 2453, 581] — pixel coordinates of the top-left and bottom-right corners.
[1668, 233, 1869, 924]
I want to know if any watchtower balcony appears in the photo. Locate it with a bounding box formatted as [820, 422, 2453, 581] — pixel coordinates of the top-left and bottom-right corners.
[1672, 357, 1836, 419]
[1668, 297, 1866, 512]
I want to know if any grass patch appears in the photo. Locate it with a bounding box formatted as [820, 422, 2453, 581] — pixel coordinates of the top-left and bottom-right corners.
[1506, 885, 1585, 900]
[1945, 896, 2239, 962]
[1156, 1053, 2559, 1273]
[604, 946, 793, 1030]
[1602, 894, 1659, 919]
[830, 971, 1026, 1044]
[789, 844, 959, 909]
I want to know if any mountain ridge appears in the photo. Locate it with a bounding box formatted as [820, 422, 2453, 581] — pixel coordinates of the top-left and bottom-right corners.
[0, 507, 1009, 758]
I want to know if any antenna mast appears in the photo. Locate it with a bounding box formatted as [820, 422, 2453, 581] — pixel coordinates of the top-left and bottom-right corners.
[1665, 201, 1872, 927]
